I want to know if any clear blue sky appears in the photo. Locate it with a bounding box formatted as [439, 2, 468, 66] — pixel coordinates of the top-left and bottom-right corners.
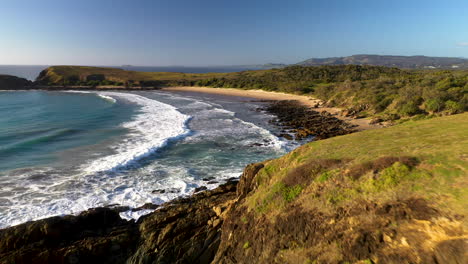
[1, 0, 467, 66]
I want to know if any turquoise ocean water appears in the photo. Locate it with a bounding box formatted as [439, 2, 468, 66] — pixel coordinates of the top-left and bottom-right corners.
[0, 90, 299, 228]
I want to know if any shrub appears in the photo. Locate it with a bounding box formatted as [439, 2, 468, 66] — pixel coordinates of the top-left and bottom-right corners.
[424, 98, 444, 112]
[445, 100, 463, 114]
[375, 162, 411, 189]
[398, 101, 421, 116]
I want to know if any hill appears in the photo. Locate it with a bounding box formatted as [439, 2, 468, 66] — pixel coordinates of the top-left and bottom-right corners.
[298, 54, 468, 69]
[0, 74, 32, 90]
[212, 112, 468, 263]
[1, 113, 466, 263]
[35, 65, 468, 122]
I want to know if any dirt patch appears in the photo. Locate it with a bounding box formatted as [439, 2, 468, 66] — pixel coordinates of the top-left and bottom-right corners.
[282, 159, 343, 187]
[347, 156, 419, 180]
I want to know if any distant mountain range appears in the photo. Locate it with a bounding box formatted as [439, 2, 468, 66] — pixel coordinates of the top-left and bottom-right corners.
[297, 54, 468, 69]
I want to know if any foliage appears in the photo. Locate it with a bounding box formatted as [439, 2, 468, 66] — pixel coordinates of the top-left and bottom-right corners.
[39, 65, 467, 119]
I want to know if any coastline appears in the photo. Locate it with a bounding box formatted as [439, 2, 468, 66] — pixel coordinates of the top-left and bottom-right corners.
[162, 86, 384, 131]
[1, 89, 465, 263]
[0, 89, 290, 228]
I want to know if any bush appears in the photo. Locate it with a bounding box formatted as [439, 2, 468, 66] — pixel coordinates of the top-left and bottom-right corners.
[398, 101, 421, 116]
[424, 98, 444, 112]
[445, 100, 463, 114]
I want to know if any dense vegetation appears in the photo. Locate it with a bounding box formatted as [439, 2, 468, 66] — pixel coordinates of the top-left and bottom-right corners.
[185, 65, 468, 121]
[37, 65, 468, 121]
[297, 54, 468, 69]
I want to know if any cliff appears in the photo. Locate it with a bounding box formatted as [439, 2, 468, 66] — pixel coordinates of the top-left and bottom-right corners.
[1, 113, 466, 263]
[0, 74, 32, 90]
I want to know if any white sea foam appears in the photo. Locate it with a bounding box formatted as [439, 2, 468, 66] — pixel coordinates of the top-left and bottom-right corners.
[97, 94, 117, 103]
[81, 92, 191, 173]
[0, 91, 299, 228]
[66, 90, 116, 103]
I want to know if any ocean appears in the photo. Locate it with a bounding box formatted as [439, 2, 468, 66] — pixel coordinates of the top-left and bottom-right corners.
[0, 89, 300, 228]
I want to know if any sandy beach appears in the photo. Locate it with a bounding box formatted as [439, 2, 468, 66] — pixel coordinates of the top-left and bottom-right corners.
[162, 86, 383, 131]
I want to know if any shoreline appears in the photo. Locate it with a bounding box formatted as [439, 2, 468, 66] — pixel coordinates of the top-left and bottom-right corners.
[162, 86, 384, 131]
[0, 89, 296, 229]
[11, 85, 385, 130]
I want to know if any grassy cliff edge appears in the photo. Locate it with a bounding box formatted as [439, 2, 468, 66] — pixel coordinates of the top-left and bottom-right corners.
[214, 113, 467, 263]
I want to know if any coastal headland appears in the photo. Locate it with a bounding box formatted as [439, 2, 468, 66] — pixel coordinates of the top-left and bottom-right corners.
[0, 65, 467, 263]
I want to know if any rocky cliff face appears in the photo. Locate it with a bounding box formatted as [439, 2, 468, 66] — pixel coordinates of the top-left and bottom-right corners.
[0, 75, 32, 90]
[1, 160, 466, 264]
[0, 181, 238, 264]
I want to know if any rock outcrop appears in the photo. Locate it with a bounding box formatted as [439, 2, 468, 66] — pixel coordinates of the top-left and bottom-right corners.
[0, 75, 32, 90]
[263, 100, 357, 140]
[0, 181, 238, 264]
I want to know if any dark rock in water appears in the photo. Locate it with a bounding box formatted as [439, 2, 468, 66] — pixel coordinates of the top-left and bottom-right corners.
[226, 177, 240, 182]
[202, 176, 216, 181]
[249, 142, 263, 147]
[263, 100, 356, 141]
[167, 188, 179, 193]
[278, 133, 294, 140]
[194, 186, 208, 192]
[152, 188, 179, 194]
[0, 181, 238, 264]
[207, 180, 219, 184]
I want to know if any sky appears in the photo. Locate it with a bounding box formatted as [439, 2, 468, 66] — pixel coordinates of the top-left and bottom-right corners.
[0, 0, 467, 66]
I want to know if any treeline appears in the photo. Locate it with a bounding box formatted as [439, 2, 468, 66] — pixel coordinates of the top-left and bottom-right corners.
[172, 65, 467, 121]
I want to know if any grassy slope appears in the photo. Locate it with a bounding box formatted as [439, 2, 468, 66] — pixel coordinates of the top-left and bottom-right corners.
[216, 113, 468, 263]
[251, 113, 467, 216]
[37, 65, 268, 84]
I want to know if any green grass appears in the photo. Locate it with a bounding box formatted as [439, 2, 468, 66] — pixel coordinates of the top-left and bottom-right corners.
[245, 113, 468, 220]
[37, 65, 267, 85]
